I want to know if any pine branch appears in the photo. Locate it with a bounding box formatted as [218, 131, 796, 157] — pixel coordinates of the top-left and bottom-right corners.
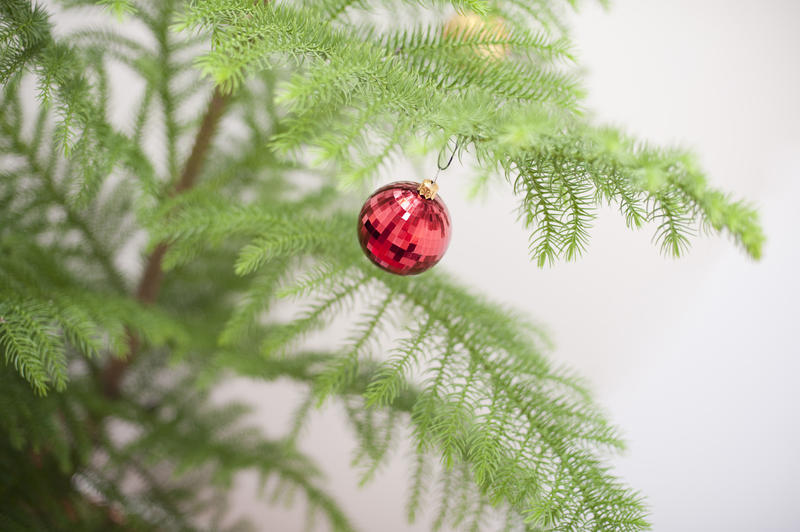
[181, 0, 763, 261]
[0, 113, 128, 293]
[100, 88, 228, 399]
[167, 204, 644, 529]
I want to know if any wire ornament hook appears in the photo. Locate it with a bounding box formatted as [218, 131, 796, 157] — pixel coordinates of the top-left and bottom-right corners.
[433, 137, 459, 183]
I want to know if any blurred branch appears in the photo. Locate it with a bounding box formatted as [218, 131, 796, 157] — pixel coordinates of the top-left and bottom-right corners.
[100, 88, 229, 398]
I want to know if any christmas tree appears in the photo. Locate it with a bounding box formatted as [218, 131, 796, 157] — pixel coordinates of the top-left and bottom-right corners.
[0, 0, 764, 530]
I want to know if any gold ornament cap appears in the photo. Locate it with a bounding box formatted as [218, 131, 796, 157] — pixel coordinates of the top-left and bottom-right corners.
[418, 179, 439, 200]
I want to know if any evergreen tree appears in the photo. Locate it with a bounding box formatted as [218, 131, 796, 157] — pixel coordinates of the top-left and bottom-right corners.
[0, 0, 763, 530]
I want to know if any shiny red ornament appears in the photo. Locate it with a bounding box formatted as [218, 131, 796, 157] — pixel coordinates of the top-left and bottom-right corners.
[357, 181, 451, 275]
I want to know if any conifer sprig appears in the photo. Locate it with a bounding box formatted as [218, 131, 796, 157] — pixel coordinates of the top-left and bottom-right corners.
[158, 200, 648, 530]
[180, 0, 763, 261]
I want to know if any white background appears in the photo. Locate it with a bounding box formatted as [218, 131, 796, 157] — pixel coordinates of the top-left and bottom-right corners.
[218, 1, 800, 530]
[56, 0, 798, 529]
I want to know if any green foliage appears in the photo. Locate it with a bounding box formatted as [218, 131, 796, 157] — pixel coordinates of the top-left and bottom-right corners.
[0, 0, 152, 204]
[179, 0, 763, 262]
[165, 201, 645, 529]
[0, 0, 763, 531]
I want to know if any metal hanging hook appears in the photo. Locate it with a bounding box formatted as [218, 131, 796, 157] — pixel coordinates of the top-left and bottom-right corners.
[433, 137, 459, 183]
[420, 137, 459, 200]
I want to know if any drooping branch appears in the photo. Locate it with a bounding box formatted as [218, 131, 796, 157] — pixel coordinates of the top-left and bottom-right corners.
[100, 88, 229, 398]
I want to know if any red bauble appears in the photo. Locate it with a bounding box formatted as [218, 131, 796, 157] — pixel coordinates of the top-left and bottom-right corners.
[357, 181, 451, 275]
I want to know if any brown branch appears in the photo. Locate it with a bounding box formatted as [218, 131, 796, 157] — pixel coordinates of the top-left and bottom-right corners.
[100, 88, 229, 398]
